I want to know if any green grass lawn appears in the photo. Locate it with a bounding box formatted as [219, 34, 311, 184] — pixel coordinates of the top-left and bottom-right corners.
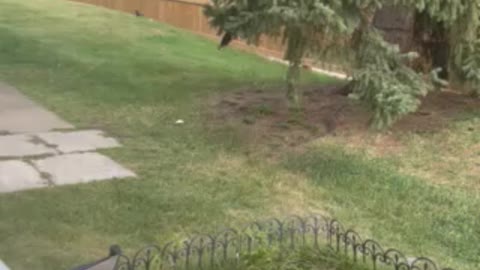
[0, 0, 479, 270]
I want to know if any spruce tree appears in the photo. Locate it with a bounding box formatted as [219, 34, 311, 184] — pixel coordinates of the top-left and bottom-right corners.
[205, 0, 480, 128]
[204, 0, 348, 111]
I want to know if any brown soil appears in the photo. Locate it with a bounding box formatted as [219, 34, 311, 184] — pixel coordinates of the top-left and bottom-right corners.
[209, 84, 480, 152]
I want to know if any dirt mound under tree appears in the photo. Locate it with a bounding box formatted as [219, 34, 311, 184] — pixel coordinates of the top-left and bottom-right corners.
[210, 84, 480, 150]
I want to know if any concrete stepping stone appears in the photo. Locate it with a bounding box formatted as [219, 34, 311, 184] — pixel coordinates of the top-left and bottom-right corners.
[33, 152, 135, 185]
[0, 260, 10, 270]
[0, 160, 47, 193]
[35, 130, 120, 153]
[0, 82, 73, 133]
[0, 134, 56, 158]
[0, 82, 136, 193]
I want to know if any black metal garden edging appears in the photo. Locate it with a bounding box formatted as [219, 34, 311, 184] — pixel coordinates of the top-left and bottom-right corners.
[77, 215, 455, 270]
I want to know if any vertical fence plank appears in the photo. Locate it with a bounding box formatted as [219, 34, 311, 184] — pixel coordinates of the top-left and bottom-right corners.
[140, 0, 159, 19]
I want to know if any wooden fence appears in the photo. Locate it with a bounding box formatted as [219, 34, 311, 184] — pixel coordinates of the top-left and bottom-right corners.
[69, 0, 347, 73]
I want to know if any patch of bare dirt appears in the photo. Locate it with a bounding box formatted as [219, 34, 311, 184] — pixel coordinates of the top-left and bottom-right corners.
[209, 84, 480, 153]
[393, 90, 480, 132]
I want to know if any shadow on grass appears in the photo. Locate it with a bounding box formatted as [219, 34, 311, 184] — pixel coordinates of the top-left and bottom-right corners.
[282, 146, 480, 270]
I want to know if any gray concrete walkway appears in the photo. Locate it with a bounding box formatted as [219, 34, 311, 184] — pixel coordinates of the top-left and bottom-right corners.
[0, 82, 135, 193]
[0, 82, 73, 133]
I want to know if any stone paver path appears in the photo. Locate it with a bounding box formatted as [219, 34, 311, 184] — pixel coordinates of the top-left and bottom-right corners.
[0, 160, 45, 193]
[36, 130, 120, 153]
[0, 134, 56, 158]
[0, 82, 73, 133]
[34, 152, 135, 185]
[0, 82, 135, 193]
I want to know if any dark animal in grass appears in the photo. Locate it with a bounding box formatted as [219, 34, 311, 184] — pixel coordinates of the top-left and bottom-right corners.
[134, 10, 144, 17]
[218, 32, 234, 50]
[334, 83, 353, 96]
[109, 245, 122, 256]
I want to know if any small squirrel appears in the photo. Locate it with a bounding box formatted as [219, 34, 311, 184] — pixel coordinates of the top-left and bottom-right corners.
[109, 245, 122, 256]
[134, 10, 144, 17]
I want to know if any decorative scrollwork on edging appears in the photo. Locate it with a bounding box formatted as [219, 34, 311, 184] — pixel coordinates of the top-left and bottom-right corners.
[111, 215, 454, 270]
